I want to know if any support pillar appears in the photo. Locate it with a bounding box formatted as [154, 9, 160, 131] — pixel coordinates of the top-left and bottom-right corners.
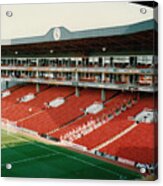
[76, 59, 79, 67]
[75, 86, 80, 97]
[75, 70, 79, 81]
[132, 75, 136, 84]
[102, 57, 105, 67]
[36, 58, 39, 78]
[36, 83, 40, 93]
[101, 89, 106, 101]
[112, 74, 115, 83]
[115, 74, 119, 82]
[6, 81, 9, 89]
[102, 73, 105, 82]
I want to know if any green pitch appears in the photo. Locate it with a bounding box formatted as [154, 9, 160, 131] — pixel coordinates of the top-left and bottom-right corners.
[1, 129, 142, 180]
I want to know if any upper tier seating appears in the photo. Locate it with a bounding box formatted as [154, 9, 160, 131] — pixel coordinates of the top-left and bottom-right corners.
[100, 123, 156, 164]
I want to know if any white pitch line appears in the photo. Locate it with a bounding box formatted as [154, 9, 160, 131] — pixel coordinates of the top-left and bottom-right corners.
[5, 132, 123, 177]
[2, 142, 34, 148]
[3, 140, 27, 143]
[5, 133, 30, 143]
[3, 135, 28, 142]
[4, 132, 60, 154]
[3, 139, 26, 143]
[33, 141, 122, 177]
[2, 153, 58, 167]
[62, 153, 122, 177]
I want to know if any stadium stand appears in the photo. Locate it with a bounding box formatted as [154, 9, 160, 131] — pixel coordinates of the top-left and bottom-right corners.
[1, 19, 158, 174]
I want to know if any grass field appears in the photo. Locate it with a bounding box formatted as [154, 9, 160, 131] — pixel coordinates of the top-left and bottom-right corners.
[1, 129, 142, 180]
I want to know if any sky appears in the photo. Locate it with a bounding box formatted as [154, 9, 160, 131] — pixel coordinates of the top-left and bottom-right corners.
[1, 2, 154, 40]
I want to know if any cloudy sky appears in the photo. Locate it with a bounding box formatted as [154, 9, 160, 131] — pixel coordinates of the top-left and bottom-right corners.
[1, 2, 154, 39]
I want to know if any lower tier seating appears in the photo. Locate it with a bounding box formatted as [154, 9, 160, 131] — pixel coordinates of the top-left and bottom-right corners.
[2, 84, 39, 109]
[74, 95, 154, 150]
[50, 92, 134, 139]
[100, 123, 156, 164]
[2, 85, 21, 93]
[17, 89, 108, 134]
[2, 86, 74, 122]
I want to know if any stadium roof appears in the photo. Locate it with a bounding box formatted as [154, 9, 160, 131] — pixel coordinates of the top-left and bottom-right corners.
[2, 19, 158, 57]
